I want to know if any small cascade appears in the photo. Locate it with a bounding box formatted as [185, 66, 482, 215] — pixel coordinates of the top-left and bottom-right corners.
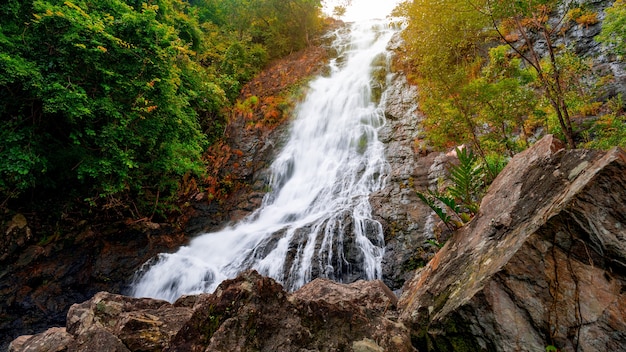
[131, 19, 400, 302]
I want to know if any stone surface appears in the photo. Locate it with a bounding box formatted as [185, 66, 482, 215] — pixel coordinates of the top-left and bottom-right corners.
[66, 291, 190, 351]
[10, 271, 415, 352]
[398, 135, 626, 351]
[374, 67, 454, 292]
[8, 327, 72, 352]
[170, 271, 415, 352]
[0, 219, 188, 351]
[9, 292, 191, 352]
[544, 0, 626, 104]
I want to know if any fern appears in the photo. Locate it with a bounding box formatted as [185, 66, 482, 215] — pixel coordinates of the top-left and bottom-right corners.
[447, 147, 484, 215]
[416, 190, 454, 230]
[426, 239, 445, 249]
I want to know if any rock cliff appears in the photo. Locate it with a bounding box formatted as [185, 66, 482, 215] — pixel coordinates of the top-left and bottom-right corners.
[555, 0, 626, 101]
[374, 68, 454, 292]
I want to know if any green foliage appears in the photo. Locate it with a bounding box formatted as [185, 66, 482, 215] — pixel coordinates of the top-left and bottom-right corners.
[333, 6, 347, 18]
[403, 0, 625, 237]
[425, 239, 445, 249]
[487, 0, 582, 148]
[401, 0, 490, 81]
[416, 148, 489, 233]
[483, 153, 509, 184]
[401, 0, 488, 151]
[400, 1, 540, 160]
[0, 0, 323, 216]
[219, 41, 268, 100]
[416, 190, 454, 230]
[583, 112, 626, 150]
[400, 0, 617, 156]
[597, 0, 626, 58]
[195, 0, 322, 59]
[21, 0, 210, 214]
[448, 148, 484, 215]
[567, 6, 599, 27]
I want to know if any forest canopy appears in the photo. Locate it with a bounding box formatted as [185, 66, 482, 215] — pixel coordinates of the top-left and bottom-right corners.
[0, 0, 323, 216]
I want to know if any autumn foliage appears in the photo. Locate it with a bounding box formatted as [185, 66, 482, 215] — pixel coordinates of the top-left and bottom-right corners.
[200, 45, 328, 204]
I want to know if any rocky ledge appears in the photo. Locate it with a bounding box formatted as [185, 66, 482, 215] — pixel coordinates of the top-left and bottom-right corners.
[9, 271, 414, 352]
[10, 135, 626, 352]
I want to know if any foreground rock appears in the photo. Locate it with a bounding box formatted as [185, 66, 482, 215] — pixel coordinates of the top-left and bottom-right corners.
[11, 271, 415, 352]
[399, 136, 626, 351]
[0, 219, 188, 351]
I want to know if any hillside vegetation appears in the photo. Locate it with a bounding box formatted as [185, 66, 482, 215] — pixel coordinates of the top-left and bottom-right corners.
[0, 0, 323, 218]
[396, 0, 625, 165]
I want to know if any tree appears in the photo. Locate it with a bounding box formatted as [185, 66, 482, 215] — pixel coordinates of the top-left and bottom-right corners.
[483, 0, 578, 148]
[470, 45, 537, 156]
[401, 0, 502, 164]
[400, 0, 484, 121]
[401, 0, 490, 83]
[0, 0, 219, 215]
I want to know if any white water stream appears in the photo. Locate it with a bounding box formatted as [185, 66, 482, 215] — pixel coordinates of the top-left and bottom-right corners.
[132, 19, 399, 302]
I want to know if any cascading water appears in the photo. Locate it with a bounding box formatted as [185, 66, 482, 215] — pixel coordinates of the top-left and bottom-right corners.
[131, 19, 399, 302]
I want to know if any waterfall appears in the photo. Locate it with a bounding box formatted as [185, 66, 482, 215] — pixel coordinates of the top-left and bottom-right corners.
[131, 19, 399, 302]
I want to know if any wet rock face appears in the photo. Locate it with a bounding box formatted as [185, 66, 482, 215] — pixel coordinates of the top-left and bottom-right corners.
[546, 0, 626, 103]
[374, 70, 453, 292]
[10, 271, 416, 352]
[399, 136, 626, 351]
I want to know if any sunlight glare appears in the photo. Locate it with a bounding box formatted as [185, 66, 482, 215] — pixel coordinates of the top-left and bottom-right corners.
[324, 0, 403, 21]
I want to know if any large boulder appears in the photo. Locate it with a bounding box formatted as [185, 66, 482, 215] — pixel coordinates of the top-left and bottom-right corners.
[399, 135, 626, 351]
[10, 271, 415, 352]
[10, 292, 192, 352]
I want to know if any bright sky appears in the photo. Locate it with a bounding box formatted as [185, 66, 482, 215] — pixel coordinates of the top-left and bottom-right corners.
[323, 0, 404, 21]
